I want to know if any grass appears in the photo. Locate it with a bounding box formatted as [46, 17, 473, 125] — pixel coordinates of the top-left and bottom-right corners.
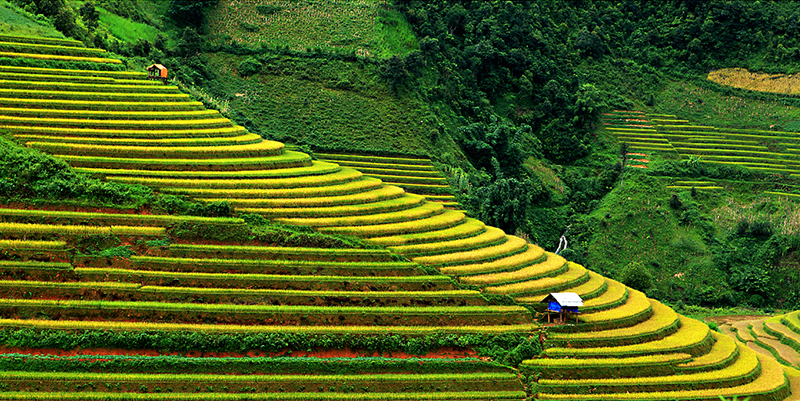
[0, 2, 63, 39]
[656, 80, 800, 130]
[711, 196, 800, 236]
[206, 0, 417, 57]
[96, 6, 161, 44]
[203, 53, 437, 155]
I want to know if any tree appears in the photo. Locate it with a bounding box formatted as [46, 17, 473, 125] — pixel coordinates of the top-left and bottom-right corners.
[79, 1, 99, 32]
[169, 0, 217, 29]
[618, 261, 654, 292]
[379, 55, 410, 91]
[176, 27, 203, 56]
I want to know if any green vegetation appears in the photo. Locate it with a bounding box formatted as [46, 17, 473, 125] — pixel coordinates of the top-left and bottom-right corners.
[1, 1, 800, 400]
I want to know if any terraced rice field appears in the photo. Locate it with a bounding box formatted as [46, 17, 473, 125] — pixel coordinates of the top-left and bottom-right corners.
[314, 152, 461, 210]
[604, 110, 800, 176]
[0, 34, 797, 400]
[605, 110, 800, 199]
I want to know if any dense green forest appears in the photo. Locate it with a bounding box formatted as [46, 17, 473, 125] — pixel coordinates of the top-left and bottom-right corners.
[6, 0, 800, 311]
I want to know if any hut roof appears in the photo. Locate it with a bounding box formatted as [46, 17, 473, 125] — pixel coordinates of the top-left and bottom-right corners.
[541, 292, 583, 307]
[148, 64, 166, 71]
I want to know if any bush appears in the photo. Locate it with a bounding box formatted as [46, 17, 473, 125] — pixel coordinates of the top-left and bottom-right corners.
[618, 261, 653, 292]
[238, 57, 262, 77]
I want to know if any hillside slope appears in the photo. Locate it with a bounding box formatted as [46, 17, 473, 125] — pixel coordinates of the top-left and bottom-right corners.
[0, 34, 797, 400]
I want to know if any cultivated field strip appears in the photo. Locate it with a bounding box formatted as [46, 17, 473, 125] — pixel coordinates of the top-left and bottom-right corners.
[315, 152, 459, 208]
[605, 110, 800, 178]
[0, 37, 794, 400]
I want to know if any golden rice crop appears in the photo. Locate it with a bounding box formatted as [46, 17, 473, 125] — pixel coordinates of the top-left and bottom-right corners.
[549, 300, 679, 347]
[514, 271, 608, 304]
[0, 107, 219, 119]
[315, 153, 433, 166]
[461, 251, 565, 285]
[0, 208, 243, 225]
[0, 88, 186, 99]
[0, 297, 527, 315]
[440, 245, 546, 276]
[0, 97, 203, 111]
[0, 80, 177, 93]
[3, 115, 232, 129]
[389, 226, 506, 256]
[0, 40, 107, 54]
[336, 166, 444, 178]
[676, 332, 738, 372]
[0, 34, 82, 46]
[537, 354, 788, 400]
[0, 260, 71, 269]
[77, 162, 339, 180]
[578, 289, 652, 324]
[16, 133, 259, 148]
[581, 279, 628, 309]
[315, 158, 437, 172]
[0, 370, 515, 384]
[162, 176, 381, 198]
[369, 218, 486, 247]
[109, 168, 360, 189]
[0, 390, 530, 400]
[483, 262, 587, 295]
[62, 151, 312, 170]
[524, 353, 692, 368]
[0, 222, 165, 237]
[167, 243, 390, 258]
[29, 139, 284, 159]
[363, 173, 448, 185]
[8, 125, 246, 139]
[199, 184, 404, 208]
[0, 239, 66, 249]
[539, 343, 759, 393]
[243, 194, 425, 218]
[0, 280, 139, 290]
[0, 65, 140, 78]
[139, 286, 480, 299]
[76, 267, 452, 285]
[413, 235, 527, 266]
[0, 51, 122, 63]
[318, 208, 464, 238]
[0, 317, 538, 335]
[277, 201, 442, 228]
[546, 316, 710, 358]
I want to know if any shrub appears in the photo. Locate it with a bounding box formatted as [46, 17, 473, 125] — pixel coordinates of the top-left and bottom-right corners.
[618, 261, 653, 292]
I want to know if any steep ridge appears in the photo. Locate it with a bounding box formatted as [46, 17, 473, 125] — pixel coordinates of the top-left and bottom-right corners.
[0, 35, 795, 400]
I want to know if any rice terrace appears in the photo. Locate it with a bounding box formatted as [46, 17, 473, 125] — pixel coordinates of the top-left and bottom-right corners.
[0, 0, 800, 400]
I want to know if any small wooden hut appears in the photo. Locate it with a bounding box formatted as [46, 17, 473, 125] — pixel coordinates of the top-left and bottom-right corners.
[147, 64, 168, 83]
[541, 292, 583, 323]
